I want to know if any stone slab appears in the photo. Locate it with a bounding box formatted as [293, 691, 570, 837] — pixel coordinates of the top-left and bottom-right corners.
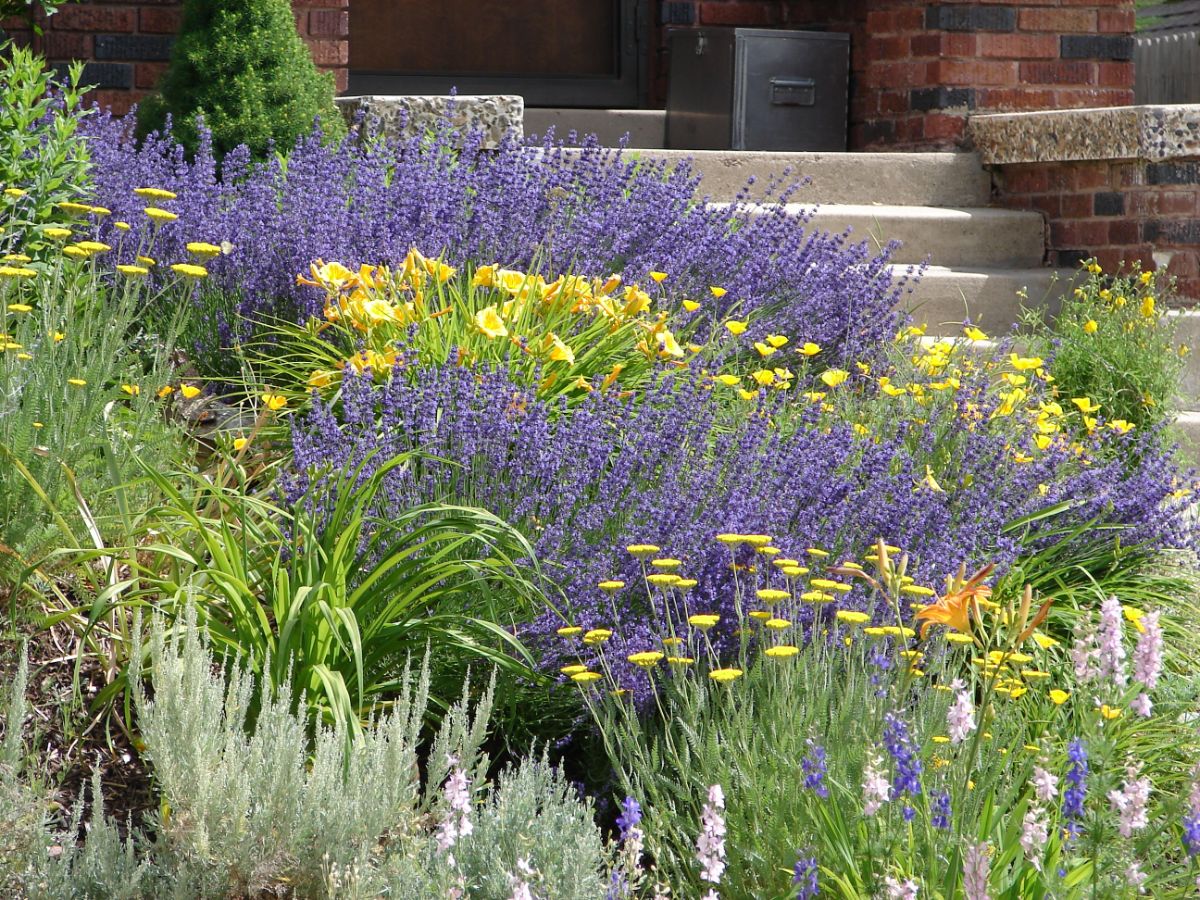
[524, 108, 666, 148]
[335, 95, 523, 149]
[970, 104, 1200, 165]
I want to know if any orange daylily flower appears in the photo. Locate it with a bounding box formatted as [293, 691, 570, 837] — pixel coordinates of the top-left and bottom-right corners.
[914, 563, 994, 638]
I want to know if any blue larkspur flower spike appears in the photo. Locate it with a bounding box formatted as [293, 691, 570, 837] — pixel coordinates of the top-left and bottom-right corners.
[1062, 738, 1088, 839]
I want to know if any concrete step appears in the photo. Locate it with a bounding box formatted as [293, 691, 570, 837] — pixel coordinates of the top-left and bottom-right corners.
[631, 149, 994, 206]
[1172, 411, 1200, 466]
[890, 265, 1077, 333]
[1169, 311, 1200, 407]
[715, 202, 1045, 269]
[526, 108, 666, 148]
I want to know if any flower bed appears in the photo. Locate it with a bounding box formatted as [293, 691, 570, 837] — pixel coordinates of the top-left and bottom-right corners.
[3, 70, 1200, 896]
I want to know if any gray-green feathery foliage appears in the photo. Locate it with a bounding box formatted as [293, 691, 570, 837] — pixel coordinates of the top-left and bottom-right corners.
[0, 613, 613, 897]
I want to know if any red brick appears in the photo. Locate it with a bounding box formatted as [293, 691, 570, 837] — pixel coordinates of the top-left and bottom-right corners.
[1055, 87, 1132, 108]
[1075, 165, 1112, 191]
[977, 87, 1056, 111]
[1154, 191, 1199, 216]
[90, 89, 134, 116]
[867, 35, 909, 61]
[879, 89, 909, 114]
[1107, 219, 1140, 245]
[862, 61, 927, 89]
[940, 33, 977, 58]
[43, 31, 93, 59]
[1029, 194, 1062, 218]
[1168, 251, 1200, 281]
[923, 113, 965, 142]
[135, 61, 168, 90]
[294, 0, 348, 7]
[308, 9, 347, 37]
[1092, 248, 1129, 274]
[698, 1, 780, 25]
[1045, 166, 1077, 191]
[979, 33, 1058, 60]
[1002, 167, 1050, 194]
[1060, 193, 1092, 218]
[54, 6, 135, 32]
[1019, 60, 1094, 85]
[864, 8, 923, 34]
[1097, 9, 1135, 34]
[305, 37, 348, 66]
[935, 59, 1019, 87]
[139, 7, 182, 33]
[851, 92, 880, 118]
[1098, 61, 1134, 88]
[909, 34, 940, 58]
[1051, 219, 1109, 246]
[333, 66, 348, 94]
[1017, 8, 1096, 32]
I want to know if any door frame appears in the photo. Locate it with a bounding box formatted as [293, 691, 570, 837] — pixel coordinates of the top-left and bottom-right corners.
[346, 0, 648, 108]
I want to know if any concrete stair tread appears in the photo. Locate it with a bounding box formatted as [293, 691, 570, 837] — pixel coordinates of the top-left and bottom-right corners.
[888, 265, 1077, 332]
[629, 149, 993, 207]
[715, 202, 1045, 269]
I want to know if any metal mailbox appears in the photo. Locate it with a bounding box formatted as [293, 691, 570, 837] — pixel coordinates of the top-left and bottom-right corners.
[665, 28, 849, 151]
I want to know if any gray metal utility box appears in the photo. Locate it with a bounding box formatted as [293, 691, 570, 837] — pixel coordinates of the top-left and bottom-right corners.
[665, 28, 849, 151]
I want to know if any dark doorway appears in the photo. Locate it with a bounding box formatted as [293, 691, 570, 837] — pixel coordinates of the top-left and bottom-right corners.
[348, 0, 646, 107]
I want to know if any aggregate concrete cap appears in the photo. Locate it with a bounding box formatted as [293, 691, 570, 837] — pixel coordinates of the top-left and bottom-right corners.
[969, 104, 1200, 165]
[335, 95, 524, 149]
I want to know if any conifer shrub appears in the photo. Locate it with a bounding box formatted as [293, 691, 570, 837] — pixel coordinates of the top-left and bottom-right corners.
[135, 0, 345, 160]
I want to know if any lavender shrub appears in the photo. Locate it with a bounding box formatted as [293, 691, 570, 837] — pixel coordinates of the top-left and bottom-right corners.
[78, 111, 904, 361]
[284, 360, 1194, 700]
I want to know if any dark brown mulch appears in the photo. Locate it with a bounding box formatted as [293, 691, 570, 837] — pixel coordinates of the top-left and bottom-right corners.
[0, 615, 156, 840]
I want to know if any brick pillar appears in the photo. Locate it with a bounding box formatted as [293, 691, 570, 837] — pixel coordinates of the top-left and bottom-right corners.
[856, 0, 1135, 149]
[1, 0, 350, 114]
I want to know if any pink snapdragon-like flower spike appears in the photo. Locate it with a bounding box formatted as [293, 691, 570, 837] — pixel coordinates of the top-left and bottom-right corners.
[862, 752, 891, 817]
[1133, 609, 1163, 691]
[696, 784, 727, 885]
[947, 679, 976, 744]
[1097, 596, 1128, 688]
[1020, 805, 1048, 871]
[1108, 762, 1151, 838]
[884, 875, 920, 899]
[962, 842, 991, 900]
[1032, 765, 1059, 803]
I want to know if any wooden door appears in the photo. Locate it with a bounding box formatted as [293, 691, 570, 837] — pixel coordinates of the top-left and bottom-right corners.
[348, 0, 644, 107]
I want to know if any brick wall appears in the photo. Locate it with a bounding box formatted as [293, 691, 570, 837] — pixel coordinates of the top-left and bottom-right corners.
[651, 0, 1133, 149]
[2, 0, 349, 116]
[847, 1, 1134, 148]
[994, 159, 1200, 301]
[4, 0, 1134, 152]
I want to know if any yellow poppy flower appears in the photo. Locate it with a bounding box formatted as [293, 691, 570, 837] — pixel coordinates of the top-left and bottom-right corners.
[649, 271, 668, 283]
[710, 286, 727, 299]
[1048, 689, 1070, 705]
[682, 299, 700, 312]
[798, 342, 821, 356]
[1083, 319, 1098, 334]
[262, 393, 287, 410]
[820, 368, 848, 387]
[724, 319, 747, 335]
[180, 384, 202, 399]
